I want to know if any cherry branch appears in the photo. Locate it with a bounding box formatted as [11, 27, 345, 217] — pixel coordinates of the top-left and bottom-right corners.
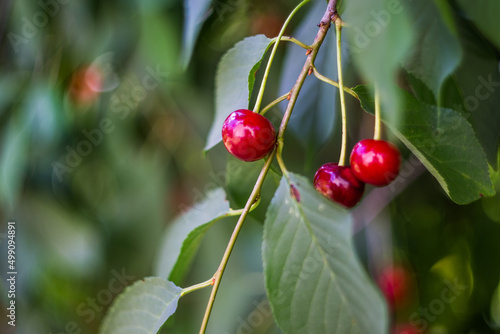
[199, 148, 276, 334]
[199, 1, 339, 332]
[253, 0, 312, 113]
[277, 0, 338, 169]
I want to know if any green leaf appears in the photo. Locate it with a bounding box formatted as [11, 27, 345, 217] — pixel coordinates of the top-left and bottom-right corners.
[405, 71, 436, 106]
[154, 188, 230, 284]
[343, 0, 413, 123]
[278, 0, 338, 151]
[455, 0, 500, 50]
[353, 85, 495, 204]
[402, 0, 462, 97]
[182, 0, 213, 67]
[263, 173, 388, 334]
[99, 277, 182, 334]
[205, 35, 273, 151]
[441, 23, 500, 167]
[225, 155, 281, 222]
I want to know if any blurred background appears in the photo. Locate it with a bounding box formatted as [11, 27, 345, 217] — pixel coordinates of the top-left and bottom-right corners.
[0, 0, 499, 333]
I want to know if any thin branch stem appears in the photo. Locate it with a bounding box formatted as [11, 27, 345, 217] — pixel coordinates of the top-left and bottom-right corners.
[199, 148, 276, 334]
[374, 86, 382, 140]
[227, 196, 261, 216]
[181, 278, 214, 297]
[277, 1, 338, 144]
[279, 36, 310, 49]
[335, 18, 347, 166]
[259, 92, 289, 116]
[253, 0, 311, 113]
[276, 140, 289, 178]
[312, 66, 358, 99]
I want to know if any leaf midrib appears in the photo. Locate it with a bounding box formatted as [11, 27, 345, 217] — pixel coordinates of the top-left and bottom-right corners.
[286, 179, 360, 332]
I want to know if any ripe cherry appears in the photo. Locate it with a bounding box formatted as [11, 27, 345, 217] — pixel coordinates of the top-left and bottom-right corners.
[350, 139, 401, 187]
[222, 109, 276, 162]
[68, 65, 103, 105]
[377, 264, 413, 310]
[313, 163, 365, 208]
[392, 323, 419, 334]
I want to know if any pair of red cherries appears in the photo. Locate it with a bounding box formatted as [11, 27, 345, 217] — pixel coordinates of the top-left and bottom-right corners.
[222, 109, 401, 208]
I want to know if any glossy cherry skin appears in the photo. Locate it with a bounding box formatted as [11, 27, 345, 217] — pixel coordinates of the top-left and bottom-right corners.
[313, 163, 365, 208]
[350, 139, 401, 187]
[222, 109, 276, 162]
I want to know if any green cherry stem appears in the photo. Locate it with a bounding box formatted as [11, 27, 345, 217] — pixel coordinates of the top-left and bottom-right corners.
[335, 17, 348, 167]
[276, 140, 289, 178]
[276, 0, 338, 173]
[374, 86, 382, 140]
[227, 196, 261, 216]
[311, 66, 358, 99]
[253, 0, 311, 113]
[259, 92, 289, 116]
[199, 148, 277, 334]
[278, 3, 338, 143]
[181, 278, 214, 297]
[279, 36, 310, 49]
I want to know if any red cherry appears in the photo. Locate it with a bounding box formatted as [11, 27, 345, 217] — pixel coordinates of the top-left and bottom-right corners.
[350, 139, 401, 187]
[392, 323, 419, 334]
[222, 109, 276, 162]
[313, 163, 365, 208]
[69, 65, 103, 105]
[378, 265, 412, 310]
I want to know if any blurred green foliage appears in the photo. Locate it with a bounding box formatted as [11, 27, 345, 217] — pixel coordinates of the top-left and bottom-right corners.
[0, 0, 293, 332]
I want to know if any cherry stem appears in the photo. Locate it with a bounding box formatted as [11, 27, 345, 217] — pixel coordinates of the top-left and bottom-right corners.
[276, 140, 289, 177]
[199, 148, 276, 334]
[253, 0, 312, 114]
[181, 278, 214, 297]
[227, 196, 261, 216]
[277, 1, 338, 145]
[278, 36, 310, 49]
[374, 87, 382, 140]
[335, 18, 347, 167]
[312, 66, 358, 99]
[259, 92, 289, 116]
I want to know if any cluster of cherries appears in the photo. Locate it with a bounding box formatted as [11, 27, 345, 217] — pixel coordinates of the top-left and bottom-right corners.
[314, 138, 401, 208]
[222, 109, 401, 208]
